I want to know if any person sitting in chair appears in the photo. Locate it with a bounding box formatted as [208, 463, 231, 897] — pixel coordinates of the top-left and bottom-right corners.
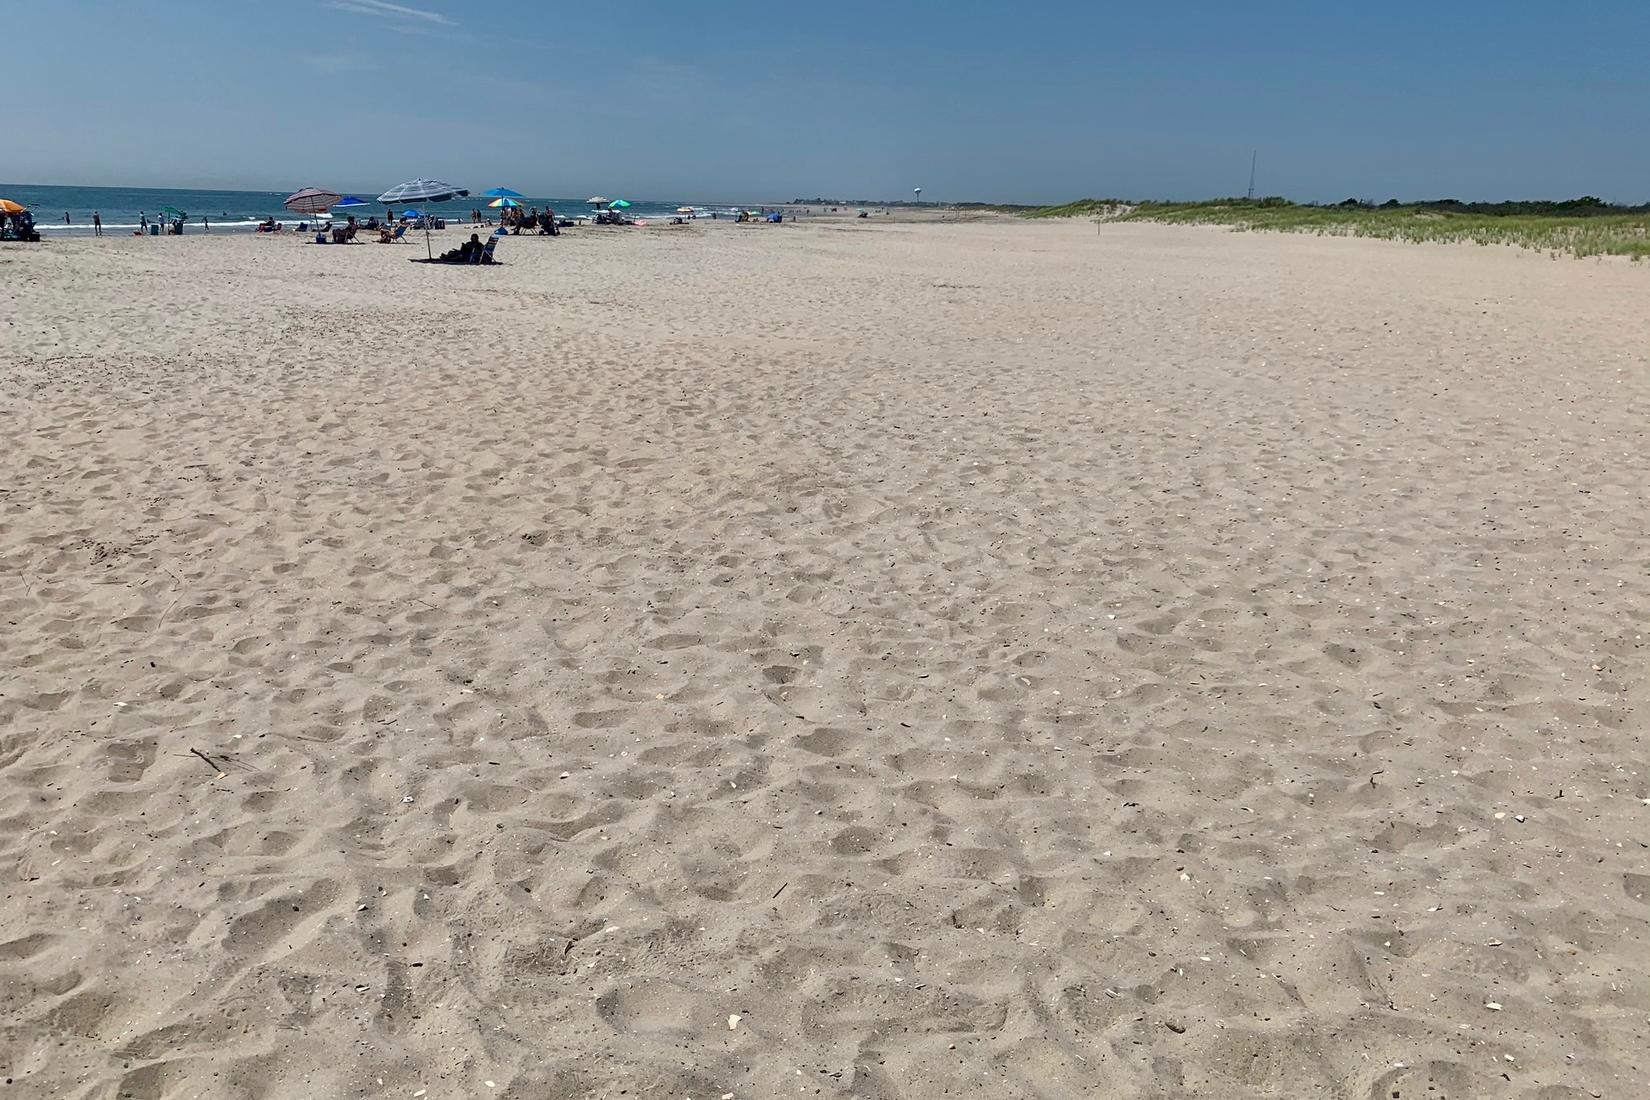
[435, 233, 484, 263]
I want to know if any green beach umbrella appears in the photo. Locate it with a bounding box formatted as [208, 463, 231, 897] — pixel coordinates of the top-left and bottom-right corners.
[608, 199, 631, 210]
[159, 205, 187, 218]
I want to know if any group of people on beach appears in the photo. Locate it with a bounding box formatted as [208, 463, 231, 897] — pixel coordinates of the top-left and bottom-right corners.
[2, 208, 40, 241]
[474, 206, 560, 235]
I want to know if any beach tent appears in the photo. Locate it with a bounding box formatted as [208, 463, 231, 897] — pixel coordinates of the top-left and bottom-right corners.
[377, 179, 470, 257]
[284, 188, 342, 216]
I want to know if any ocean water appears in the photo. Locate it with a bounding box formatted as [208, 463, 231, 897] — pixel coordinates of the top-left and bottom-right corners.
[1, 184, 754, 235]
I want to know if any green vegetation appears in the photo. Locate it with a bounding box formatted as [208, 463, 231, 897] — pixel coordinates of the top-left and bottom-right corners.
[1025, 196, 1650, 259]
[1022, 198, 1133, 219]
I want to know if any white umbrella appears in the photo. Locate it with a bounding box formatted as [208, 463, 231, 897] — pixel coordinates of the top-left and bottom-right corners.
[284, 187, 342, 216]
[587, 196, 609, 205]
[376, 179, 471, 257]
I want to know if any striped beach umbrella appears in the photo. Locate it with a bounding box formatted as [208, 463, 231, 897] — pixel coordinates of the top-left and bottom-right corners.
[377, 179, 468, 205]
[488, 198, 522, 208]
[284, 188, 342, 216]
[377, 179, 470, 257]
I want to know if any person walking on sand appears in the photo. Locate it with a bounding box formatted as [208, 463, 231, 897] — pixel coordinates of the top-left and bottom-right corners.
[92, 211, 102, 236]
[203, 215, 210, 233]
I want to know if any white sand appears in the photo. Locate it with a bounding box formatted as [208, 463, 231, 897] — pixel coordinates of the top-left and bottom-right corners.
[3, 219, 1648, 1098]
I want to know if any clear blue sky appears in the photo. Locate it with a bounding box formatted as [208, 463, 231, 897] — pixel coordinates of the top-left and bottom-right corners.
[7, 0, 1649, 204]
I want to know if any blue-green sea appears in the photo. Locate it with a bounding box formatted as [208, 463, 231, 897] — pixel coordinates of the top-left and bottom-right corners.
[1, 183, 742, 235]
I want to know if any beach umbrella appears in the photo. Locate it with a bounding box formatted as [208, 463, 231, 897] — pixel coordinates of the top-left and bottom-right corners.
[284, 187, 342, 216]
[608, 199, 631, 209]
[483, 187, 523, 199]
[587, 196, 609, 205]
[489, 198, 522, 208]
[377, 179, 471, 257]
[378, 178, 468, 205]
[400, 209, 424, 219]
[0, 199, 25, 215]
[676, 206, 694, 214]
[334, 196, 370, 209]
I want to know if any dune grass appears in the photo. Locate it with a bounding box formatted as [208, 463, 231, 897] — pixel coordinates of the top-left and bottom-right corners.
[1115, 198, 1650, 260]
[1022, 199, 1133, 219]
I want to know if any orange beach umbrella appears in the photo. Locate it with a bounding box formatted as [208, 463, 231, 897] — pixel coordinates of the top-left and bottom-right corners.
[0, 199, 26, 215]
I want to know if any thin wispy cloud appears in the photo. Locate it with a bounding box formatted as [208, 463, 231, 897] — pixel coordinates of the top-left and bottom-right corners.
[327, 0, 454, 26]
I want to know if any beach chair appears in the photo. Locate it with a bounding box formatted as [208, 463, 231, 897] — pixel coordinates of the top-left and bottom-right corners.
[378, 225, 407, 244]
[409, 238, 501, 266]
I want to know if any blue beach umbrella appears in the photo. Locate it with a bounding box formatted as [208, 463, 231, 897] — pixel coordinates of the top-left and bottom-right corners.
[401, 209, 424, 219]
[334, 196, 370, 209]
[482, 187, 523, 199]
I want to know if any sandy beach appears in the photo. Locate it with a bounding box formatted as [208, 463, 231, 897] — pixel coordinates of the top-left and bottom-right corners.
[3, 218, 1648, 1099]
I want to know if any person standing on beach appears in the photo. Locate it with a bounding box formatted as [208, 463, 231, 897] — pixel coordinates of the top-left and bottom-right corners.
[203, 215, 210, 233]
[92, 211, 102, 236]
[64, 212, 71, 225]
[140, 213, 148, 233]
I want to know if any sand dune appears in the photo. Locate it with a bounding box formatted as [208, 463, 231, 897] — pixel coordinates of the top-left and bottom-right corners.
[2, 219, 1648, 1098]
